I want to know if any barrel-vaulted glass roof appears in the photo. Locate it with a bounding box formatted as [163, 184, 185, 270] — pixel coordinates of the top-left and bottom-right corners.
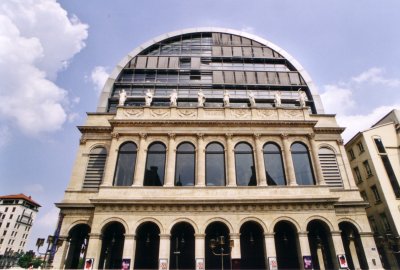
[97, 27, 324, 114]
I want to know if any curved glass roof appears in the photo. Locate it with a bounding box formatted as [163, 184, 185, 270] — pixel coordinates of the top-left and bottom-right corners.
[98, 28, 324, 114]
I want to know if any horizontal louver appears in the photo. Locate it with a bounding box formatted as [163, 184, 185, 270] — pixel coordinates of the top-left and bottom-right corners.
[318, 151, 343, 187]
[83, 148, 107, 189]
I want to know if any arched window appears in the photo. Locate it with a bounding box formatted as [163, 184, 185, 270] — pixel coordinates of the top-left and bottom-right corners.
[235, 143, 256, 186]
[291, 142, 315, 185]
[206, 143, 226, 186]
[83, 147, 107, 189]
[263, 143, 286, 185]
[144, 142, 166, 186]
[113, 142, 137, 186]
[318, 147, 343, 187]
[175, 142, 195, 186]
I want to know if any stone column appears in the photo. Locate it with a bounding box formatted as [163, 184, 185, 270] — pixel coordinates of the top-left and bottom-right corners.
[281, 133, 297, 186]
[331, 231, 346, 270]
[123, 234, 136, 270]
[298, 231, 311, 269]
[159, 234, 171, 270]
[226, 133, 237, 186]
[133, 133, 147, 186]
[336, 139, 354, 189]
[197, 134, 206, 186]
[165, 133, 176, 187]
[101, 132, 120, 186]
[52, 235, 69, 269]
[264, 233, 276, 269]
[307, 133, 326, 185]
[359, 232, 383, 269]
[230, 233, 241, 269]
[254, 134, 267, 186]
[195, 234, 205, 266]
[85, 233, 102, 269]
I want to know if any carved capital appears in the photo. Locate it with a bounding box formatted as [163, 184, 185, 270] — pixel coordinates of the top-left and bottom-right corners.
[197, 133, 204, 139]
[254, 133, 261, 139]
[139, 133, 147, 140]
[111, 132, 119, 140]
[168, 133, 176, 140]
[307, 133, 315, 139]
[337, 139, 344, 145]
[79, 136, 87, 145]
[280, 133, 289, 140]
[225, 133, 233, 139]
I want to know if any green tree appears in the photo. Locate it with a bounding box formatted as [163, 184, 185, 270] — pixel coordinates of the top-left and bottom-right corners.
[17, 251, 44, 269]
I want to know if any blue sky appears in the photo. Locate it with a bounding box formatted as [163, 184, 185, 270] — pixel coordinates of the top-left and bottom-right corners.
[1, 0, 400, 251]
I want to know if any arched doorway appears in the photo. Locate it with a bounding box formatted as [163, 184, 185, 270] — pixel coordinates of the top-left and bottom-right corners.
[98, 222, 125, 269]
[64, 224, 90, 269]
[205, 222, 231, 270]
[307, 220, 335, 270]
[240, 221, 266, 269]
[339, 222, 368, 269]
[274, 221, 300, 269]
[134, 222, 160, 270]
[169, 222, 195, 270]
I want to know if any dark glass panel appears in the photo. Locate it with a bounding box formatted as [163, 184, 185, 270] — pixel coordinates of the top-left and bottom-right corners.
[374, 138, 386, 153]
[263, 143, 286, 185]
[114, 142, 137, 186]
[206, 143, 225, 186]
[144, 143, 166, 186]
[291, 143, 315, 185]
[175, 143, 195, 186]
[235, 143, 256, 186]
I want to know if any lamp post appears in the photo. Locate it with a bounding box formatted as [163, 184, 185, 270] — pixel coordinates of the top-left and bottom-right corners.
[209, 235, 231, 270]
[36, 235, 66, 268]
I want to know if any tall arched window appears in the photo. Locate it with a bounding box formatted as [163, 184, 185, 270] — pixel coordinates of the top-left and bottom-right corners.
[144, 142, 166, 186]
[318, 147, 343, 187]
[206, 142, 226, 186]
[175, 142, 195, 186]
[83, 147, 107, 189]
[263, 143, 286, 185]
[113, 142, 137, 186]
[235, 142, 256, 186]
[291, 142, 315, 185]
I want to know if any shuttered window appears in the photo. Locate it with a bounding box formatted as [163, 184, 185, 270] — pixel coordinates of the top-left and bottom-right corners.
[83, 147, 107, 189]
[318, 147, 343, 187]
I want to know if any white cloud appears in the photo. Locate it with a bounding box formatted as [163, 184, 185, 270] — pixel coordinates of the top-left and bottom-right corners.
[320, 67, 400, 142]
[0, 0, 88, 137]
[90, 66, 109, 94]
[23, 183, 45, 194]
[241, 26, 255, 34]
[351, 67, 400, 87]
[36, 207, 59, 229]
[0, 126, 11, 148]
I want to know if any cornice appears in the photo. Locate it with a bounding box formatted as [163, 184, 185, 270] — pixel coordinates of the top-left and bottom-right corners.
[77, 126, 112, 133]
[313, 127, 345, 134]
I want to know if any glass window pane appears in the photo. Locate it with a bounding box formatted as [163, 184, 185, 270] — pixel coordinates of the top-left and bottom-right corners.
[235, 143, 252, 152]
[206, 143, 224, 152]
[177, 142, 195, 152]
[263, 143, 286, 186]
[175, 152, 195, 186]
[291, 143, 315, 185]
[264, 143, 279, 152]
[206, 152, 226, 186]
[114, 143, 137, 186]
[291, 143, 307, 152]
[144, 143, 166, 186]
[235, 153, 256, 186]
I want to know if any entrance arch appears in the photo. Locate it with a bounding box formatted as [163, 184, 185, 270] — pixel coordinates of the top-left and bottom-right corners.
[98, 222, 125, 269]
[240, 221, 266, 269]
[134, 222, 160, 270]
[307, 220, 335, 270]
[64, 224, 90, 269]
[169, 222, 195, 270]
[339, 222, 368, 269]
[274, 221, 300, 269]
[205, 222, 231, 270]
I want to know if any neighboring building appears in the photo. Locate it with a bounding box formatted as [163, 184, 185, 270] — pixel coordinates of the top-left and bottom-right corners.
[0, 194, 40, 268]
[345, 109, 400, 269]
[53, 28, 382, 270]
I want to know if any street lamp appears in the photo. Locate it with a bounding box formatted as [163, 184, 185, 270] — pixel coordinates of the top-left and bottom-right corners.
[209, 235, 231, 270]
[36, 235, 66, 268]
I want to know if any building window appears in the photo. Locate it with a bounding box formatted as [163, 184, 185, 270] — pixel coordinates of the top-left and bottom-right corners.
[380, 213, 391, 232]
[263, 143, 286, 185]
[5, 207, 8, 212]
[371, 185, 381, 202]
[9, 214, 13, 219]
[360, 191, 369, 206]
[3, 231, 6, 236]
[363, 160, 373, 177]
[144, 142, 166, 186]
[354, 167, 362, 183]
[175, 142, 195, 186]
[113, 142, 137, 186]
[348, 149, 355, 160]
[6, 223, 9, 228]
[368, 217, 378, 233]
[12, 207, 15, 212]
[357, 141, 365, 154]
[0, 239, 3, 244]
[291, 142, 315, 185]
[234, 142, 256, 186]
[373, 137, 400, 198]
[318, 147, 343, 187]
[83, 146, 107, 189]
[205, 142, 226, 186]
